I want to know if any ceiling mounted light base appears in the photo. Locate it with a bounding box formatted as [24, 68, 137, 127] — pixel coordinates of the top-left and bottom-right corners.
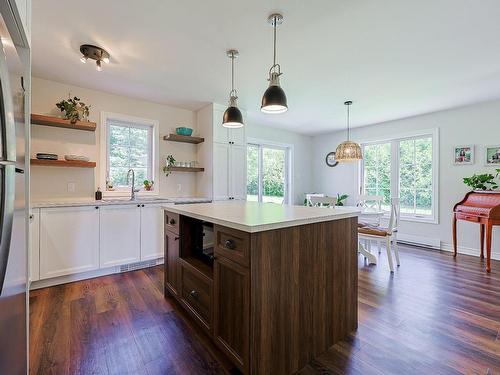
[80, 44, 109, 61]
[344, 100, 353, 106]
[80, 44, 110, 70]
[267, 13, 284, 26]
[226, 49, 239, 58]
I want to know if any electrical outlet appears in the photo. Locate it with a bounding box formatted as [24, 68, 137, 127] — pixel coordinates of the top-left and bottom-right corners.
[177, 184, 182, 192]
[67, 182, 76, 192]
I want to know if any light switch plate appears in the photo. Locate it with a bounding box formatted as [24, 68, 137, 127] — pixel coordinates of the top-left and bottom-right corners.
[67, 182, 76, 192]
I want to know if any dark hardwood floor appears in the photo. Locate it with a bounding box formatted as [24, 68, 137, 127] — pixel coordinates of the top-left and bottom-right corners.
[30, 245, 500, 375]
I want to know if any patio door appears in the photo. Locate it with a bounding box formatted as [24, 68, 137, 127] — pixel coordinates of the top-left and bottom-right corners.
[247, 143, 290, 204]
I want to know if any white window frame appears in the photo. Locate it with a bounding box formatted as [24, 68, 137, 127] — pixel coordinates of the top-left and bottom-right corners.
[358, 128, 439, 224]
[247, 138, 293, 205]
[99, 111, 159, 197]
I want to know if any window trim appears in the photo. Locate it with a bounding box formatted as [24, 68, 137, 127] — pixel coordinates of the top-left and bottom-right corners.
[246, 138, 293, 205]
[99, 111, 159, 197]
[358, 128, 439, 224]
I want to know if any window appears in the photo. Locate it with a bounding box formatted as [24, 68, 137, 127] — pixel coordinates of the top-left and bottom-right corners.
[247, 141, 291, 204]
[360, 130, 438, 222]
[100, 112, 159, 194]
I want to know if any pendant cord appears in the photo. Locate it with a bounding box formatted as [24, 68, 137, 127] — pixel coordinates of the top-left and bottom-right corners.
[273, 16, 277, 67]
[347, 103, 350, 141]
[231, 52, 235, 93]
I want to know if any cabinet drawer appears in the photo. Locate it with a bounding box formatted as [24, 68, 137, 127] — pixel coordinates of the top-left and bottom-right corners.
[180, 260, 212, 332]
[214, 225, 250, 267]
[164, 210, 180, 234]
[456, 213, 481, 223]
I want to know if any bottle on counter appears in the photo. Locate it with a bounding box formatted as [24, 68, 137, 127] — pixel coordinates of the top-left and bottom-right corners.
[95, 187, 102, 201]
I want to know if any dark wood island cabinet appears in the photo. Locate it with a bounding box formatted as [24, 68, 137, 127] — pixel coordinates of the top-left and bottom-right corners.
[163, 202, 359, 374]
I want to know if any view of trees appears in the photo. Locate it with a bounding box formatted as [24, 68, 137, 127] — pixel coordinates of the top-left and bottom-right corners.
[247, 145, 286, 203]
[363, 136, 433, 216]
[108, 124, 151, 187]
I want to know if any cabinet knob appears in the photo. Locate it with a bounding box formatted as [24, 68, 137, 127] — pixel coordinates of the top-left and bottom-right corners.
[169, 218, 176, 225]
[224, 239, 236, 250]
[142, 204, 145, 207]
[174, 236, 179, 241]
[189, 290, 198, 299]
[137, 204, 141, 207]
[95, 206, 99, 209]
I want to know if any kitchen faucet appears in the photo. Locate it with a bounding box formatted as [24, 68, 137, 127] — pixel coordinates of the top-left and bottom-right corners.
[127, 169, 140, 200]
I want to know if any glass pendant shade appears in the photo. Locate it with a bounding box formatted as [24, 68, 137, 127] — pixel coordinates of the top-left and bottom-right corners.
[335, 100, 363, 162]
[222, 103, 244, 128]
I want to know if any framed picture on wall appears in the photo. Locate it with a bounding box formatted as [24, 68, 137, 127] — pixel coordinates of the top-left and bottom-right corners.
[485, 145, 500, 166]
[453, 145, 474, 165]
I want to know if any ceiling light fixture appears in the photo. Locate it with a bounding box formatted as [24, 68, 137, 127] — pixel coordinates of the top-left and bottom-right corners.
[335, 101, 363, 162]
[261, 13, 288, 114]
[79, 44, 110, 72]
[222, 49, 244, 128]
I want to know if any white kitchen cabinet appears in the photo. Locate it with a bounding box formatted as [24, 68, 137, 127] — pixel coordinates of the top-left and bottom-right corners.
[213, 143, 247, 201]
[29, 209, 39, 282]
[229, 128, 246, 146]
[140, 203, 164, 260]
[39, 206, 99, 280]
[213, 142, 230, 200]
[99, 205, 141, 267]
[230, 145, 247, 200]
[12, 0, 31, 44]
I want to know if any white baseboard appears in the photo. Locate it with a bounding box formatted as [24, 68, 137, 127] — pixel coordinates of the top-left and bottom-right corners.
[396, 234, 500, 261]
[440, 243, 500, 261]
[30, 258, 164, 290]
[396, 233, 441, 249]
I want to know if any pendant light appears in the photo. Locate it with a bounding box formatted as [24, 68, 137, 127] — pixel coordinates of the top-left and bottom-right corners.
[335, 101, 363, 161]
[261, 13, 288, 114]
[222, 49, 244, 128]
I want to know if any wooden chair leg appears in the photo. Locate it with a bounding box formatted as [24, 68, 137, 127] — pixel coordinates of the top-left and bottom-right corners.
[485, 223, 492, 273]
[385, 236, 394, 273]
[480, 224, 485, 259]
[452, 216, 458, 257]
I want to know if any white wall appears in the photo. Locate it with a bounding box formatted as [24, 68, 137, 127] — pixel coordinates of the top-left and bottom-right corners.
[31, 77, 199, 200]
[313, 99, 500, 259]
[246, 123, 314, 205]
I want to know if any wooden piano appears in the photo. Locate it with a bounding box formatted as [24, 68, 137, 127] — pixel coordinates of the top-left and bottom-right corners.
[453, 191, 500, 272]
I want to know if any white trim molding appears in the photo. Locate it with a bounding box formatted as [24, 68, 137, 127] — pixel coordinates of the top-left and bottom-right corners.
[99, 111, 160, 197]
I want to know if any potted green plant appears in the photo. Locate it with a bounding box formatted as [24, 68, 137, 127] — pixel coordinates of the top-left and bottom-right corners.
[143, 180, 154, 191]
[55, 96, 90, 124]
[463, 169, 500, 191]
[162, 155, 176, 177]
[336, 193, 349, 206]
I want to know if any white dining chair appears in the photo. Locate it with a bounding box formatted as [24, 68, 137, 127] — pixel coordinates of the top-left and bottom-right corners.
[358, 197, 401, 272]
[310, 196, 337, 208]
[305, 193, 325, 206]
[357, 194, 384, 225]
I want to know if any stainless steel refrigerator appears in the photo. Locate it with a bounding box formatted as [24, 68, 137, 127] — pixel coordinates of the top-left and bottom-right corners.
[0, 1, 29, 374]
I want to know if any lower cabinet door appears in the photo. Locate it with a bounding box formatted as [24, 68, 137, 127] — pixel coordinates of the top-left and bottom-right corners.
[179, 260, 212, 333]
[213, 256, 250, 372]
[140, 204, 164, 260]
[100, 205, 141, 267]
[40, 206, 99, 279]
[164, 229, 180, 297]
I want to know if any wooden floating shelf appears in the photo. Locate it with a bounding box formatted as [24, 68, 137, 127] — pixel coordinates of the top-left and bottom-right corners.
[163, 133, 204, 144]
[167, 166, 204, 172]
[30, 159, 96, 168]
[31, 114, 97, 132]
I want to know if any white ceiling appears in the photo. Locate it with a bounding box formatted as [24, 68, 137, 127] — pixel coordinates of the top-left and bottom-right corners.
[32, 0, 500, 135]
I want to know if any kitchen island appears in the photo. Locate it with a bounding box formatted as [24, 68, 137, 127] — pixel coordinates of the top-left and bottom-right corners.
[163, 201, 359, 374]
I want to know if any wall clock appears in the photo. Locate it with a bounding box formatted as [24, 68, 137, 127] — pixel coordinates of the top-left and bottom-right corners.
[325, 151, 339, 167]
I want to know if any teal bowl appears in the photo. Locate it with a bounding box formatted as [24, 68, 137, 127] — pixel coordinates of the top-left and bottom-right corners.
[176, 127, 193, 136]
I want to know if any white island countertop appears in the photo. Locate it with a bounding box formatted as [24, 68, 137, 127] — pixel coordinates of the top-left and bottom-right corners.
[163, 201, 360, 233]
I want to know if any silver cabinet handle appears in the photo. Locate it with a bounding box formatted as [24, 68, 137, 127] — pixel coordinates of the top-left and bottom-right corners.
[189, 290, 198, 299]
